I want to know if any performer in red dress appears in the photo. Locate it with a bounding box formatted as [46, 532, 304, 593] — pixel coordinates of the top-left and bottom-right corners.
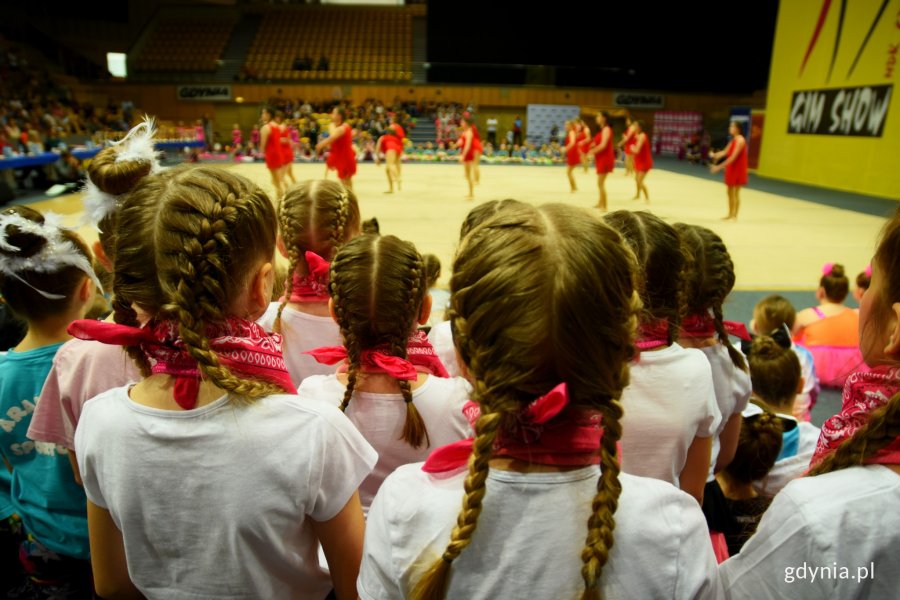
[588, 111, 615, 211]
[631, 120, 652, 203]
[458, 114, 482, 200]
[578, 119, 592, 173]
[375, 116, 405, 193]
[618, 116, 637, 176]
[710, 121, 748, 221]
[279, 115, 297, 187]
[260, 107, 287, 199]
[316, 107, 357, 190]
[563, 120, 581, 192]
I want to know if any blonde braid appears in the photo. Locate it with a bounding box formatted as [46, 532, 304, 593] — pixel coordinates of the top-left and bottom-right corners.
[808, 391, 900, 476]
[275, 207, 304, 332]
[329, 187, 350, 255]
[409, 388, 502, 600]
[394, 251, 429, 448]
[160, 189, 282, 401]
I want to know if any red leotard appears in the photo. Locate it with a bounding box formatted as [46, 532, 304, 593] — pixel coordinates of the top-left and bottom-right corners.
[326, 123, 357, 180]
[263, 123, 283, 170]
[623, 125, 637, 156]
[565, 131, 581, 166]
[594, 126, 615, 174]
[632, 132, 653, 172]
[381, 124, 405, 154]
[280, 124, 294, 166]
[578, 129, 591, 151]
[459, 130, 482, 161]
[724, 136, 748, 186]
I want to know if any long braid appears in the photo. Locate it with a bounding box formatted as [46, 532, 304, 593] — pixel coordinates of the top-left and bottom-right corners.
[578, 291, 637, 599]
[330, 254, 360, 412]
[157, 178, 282, 401]
[706, 234, 746, 371]
[808, 391, 900, 476]
[330, 187, 350, 255]
[394, 251, 429, 448]
[275, 204, 304, 332]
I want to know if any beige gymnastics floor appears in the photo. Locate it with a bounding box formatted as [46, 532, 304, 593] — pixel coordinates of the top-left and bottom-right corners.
[24, 161, 890, 290]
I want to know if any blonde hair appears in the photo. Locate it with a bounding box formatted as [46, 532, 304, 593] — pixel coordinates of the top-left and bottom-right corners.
[411, 203, 640, 600]
[113, 165, 280, 399]
[275, 180, 360, 329]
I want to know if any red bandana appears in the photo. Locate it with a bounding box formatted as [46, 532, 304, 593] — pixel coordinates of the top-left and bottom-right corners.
[422, 383, 604, 472]
[680, 312, 751, 341]
[283, 251, 331, 303]
[305, 330, 450, 379]
[68, 317, 297, 409]
[636, 318, 670, 351]
[811, 365, 900, 467]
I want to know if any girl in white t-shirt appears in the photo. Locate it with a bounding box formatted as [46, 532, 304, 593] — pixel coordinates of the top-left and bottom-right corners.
[603, 211, 720, 504]
[259, 179, 361, 386]
[720, 210, 900, 600]
[70, 166, 376, 600]
[359, 203, 718, 600]
[301, 234, 470, 512]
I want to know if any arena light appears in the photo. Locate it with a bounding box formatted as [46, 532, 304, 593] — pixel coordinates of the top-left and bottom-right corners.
[107, 53, 127, 78]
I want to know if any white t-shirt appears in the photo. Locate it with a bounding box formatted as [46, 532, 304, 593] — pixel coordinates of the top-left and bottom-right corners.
[258, 301, 342, 386]
[720, 465, 900, 599]
[298, 374, 471, 512]
[700, 344, 751, 481]
[755, 416, 820, 497]
[359, 464, 720, 599]
[427, 320, 461, 378]
[75, 387, 377, 600]
[620, 344, 721, 487]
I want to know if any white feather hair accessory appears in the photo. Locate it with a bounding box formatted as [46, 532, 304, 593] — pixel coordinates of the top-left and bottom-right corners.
[0, 210, 104, 300]
[81, 115, 163, 229]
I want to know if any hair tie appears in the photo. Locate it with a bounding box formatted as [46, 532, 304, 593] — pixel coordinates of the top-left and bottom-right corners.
[822, 262, 835, 276]
[865, 264, 872, 277]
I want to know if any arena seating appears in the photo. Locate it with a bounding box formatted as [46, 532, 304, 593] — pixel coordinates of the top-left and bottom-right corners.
[133, 19, 235, 73]
[244, 8, 412, 81]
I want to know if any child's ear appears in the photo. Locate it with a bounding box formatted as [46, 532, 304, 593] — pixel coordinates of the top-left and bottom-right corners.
[92, 241, 113, 272]
[796, 376, 806, 395]
[328, 297, 338, 325]
[417, 293, 433, 326]
[276, 234, 289, 259]
[884, 302, 900, 358]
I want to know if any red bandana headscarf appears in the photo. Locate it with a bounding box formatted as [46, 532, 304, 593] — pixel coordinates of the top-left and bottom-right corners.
[422, 383, 604, 472]
[283, 251, 331, 303]
[305, 329, 450, 379]
[68, 317, 296, 409]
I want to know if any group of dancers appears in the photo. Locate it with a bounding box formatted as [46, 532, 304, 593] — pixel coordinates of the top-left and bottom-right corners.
[261, 105, 749, 218]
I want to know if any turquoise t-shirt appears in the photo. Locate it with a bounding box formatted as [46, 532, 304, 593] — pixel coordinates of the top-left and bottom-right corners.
[0, 343, 90, 559]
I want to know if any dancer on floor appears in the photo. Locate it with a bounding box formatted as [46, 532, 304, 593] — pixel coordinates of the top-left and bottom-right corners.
[317, 107, 357, 190]
[589, 111, 615, 210]
[457, 115, 482, 200]
[375, 116, 405, 193]
[563, 120, 581, 192]
[618, 115, 637, 176]
[260, 107, 287, 199]
[710, 121, 748, 221]
[631, 120, 652, 203]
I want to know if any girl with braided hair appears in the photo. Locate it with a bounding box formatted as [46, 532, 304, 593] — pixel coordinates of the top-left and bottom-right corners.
[604, 211, 720, 505]
[27, 118, 159, 485]
[301, 234, 469, 513]
[720, 208, 900, 599]
[257, 179, 361, 386]
[674, 224, 751, 510]
[69, 166, 376, 599]
[0, 205, 100, 597]
[359, 204, 719, 600]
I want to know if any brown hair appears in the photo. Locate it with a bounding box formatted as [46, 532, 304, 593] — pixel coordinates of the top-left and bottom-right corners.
[675, 223, 746, 370]
[820, 263, 849, 303]
[275, 180, 360, 329]
[723, 404, 782, 484]
[459, 199, 526, 240]
[423, 254, 441, 289]
[86, 146, 154, 261]
[809, 209, 900, 476]
[329, 234, 429, 447]
[856, 268, 871, 291]
[0, 206, 92, 322]
[113, 165, 280, 400]
[753, 294, 797, 333]
[604, 210, 684, 346]
[411, 203, 640, 600]
[748, 336, 801, 411]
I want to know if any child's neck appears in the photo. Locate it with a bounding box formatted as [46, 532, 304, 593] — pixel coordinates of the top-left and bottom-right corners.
[678, 336, 718, 349]
[337, 371, 428, 392]
[755, 396, 794, 417]
[287, 300, 331, 317]
[716, 472, 758, 501]
[15, 315, 76, 352]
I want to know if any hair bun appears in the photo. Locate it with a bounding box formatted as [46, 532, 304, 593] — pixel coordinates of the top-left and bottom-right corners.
[749, 335, 786, 360]
[0, 207, 47, 259]
[87, 147, 153, 195]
